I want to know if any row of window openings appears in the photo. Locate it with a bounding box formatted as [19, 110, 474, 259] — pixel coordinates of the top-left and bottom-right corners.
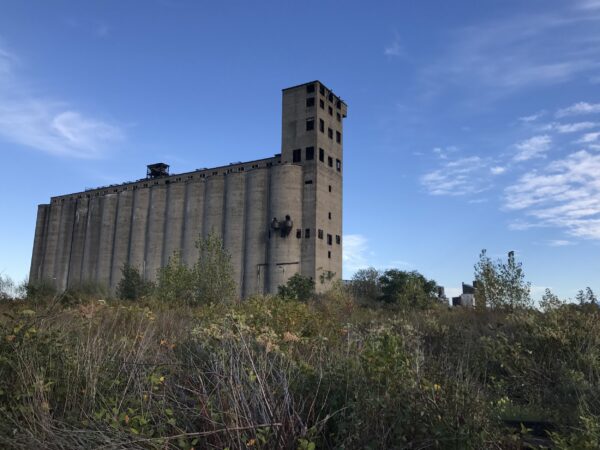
[292, 147, 341, 171]
[306, 119, 342, 143]
[296, 229, 341, 244]
[306, 97, 342, 122]
[306, 84, 342, 109]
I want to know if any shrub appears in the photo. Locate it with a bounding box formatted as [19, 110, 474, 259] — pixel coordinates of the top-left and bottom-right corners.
[155, 252, 195, 304]
[115, 264, 153, 300]
[193, 232, 236, 304]
[278, 273, 315, 301]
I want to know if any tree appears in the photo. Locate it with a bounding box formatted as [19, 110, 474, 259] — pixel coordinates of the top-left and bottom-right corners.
[576, 287, 598, 305]
[350, 267, 381, 302]
[278, 273, 315, 301]
[116, 264, 154, 301]
[156, 252, 195, 304]
[540, 288, 563, 312]
[474, 250, 531, 310]
[377, 269, 438, 308]
[193, 232, 236, 304]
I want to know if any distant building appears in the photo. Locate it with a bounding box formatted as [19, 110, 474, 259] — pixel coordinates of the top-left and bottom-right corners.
[452, 282, 478, 307]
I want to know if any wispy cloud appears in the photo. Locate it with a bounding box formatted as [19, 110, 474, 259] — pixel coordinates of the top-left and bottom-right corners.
[504, 150, 600, 239]
[552, 121, 598, 133]
[0, 43, 123, 158]
[490, 166, 506, 175]
[576, 131, 600, 143]
[421, 156, 491, 196]
[519, 111, 545, 122]
[547, 239, 573, 246]
[514, 135, 552, 161]
[343, 234, 370, 275]
[384, 33, 404, 58]
[556, 101, 600, 118]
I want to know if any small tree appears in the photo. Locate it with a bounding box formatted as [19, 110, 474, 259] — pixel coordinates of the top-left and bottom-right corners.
[378, 269, 438, 308]
[278, 273, 315, 301]
[576, 287, 598, 305]
[116, 263, 153, 301]
[0, 274, 16, 301]
[156, 252, 195, 304]
[540, 288, 563, 312]
[351, 267, 381, 302]
[193, 232, 236, 304]
[473, 249, 502, 310]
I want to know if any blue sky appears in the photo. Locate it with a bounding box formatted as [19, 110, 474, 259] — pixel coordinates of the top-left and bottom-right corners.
[1, 0, 599, 300]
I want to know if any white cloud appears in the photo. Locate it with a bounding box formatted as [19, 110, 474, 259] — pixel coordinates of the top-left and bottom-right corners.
[576, 131, 600, 143]
[552, 121, 598, 133]
[384, 34, 404, 57]
[519, 112, 545, 122]
[421, 156, 491, 196]
[556, 102, 600, 118]
[343, 234, 370, 275]
[490, 166, 506, 175]
[0, 43, 123, 158]
[505, 150, 600, 239]
[547, 239, 573, 246]
[514, 135, 552, 161]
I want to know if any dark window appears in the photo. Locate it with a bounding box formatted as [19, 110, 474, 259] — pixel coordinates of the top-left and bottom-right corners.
[320, 85, 325, 95]
[328, 184, 332, 192]
[336, 131, 341, 143]
[318, 229, 323, 239]
[327, 234, 333, 245]
[212, 171, 218, 175]
[293, 149, 301, 163]
[337, 112, 341, 122]
[306, 146, 314, 160]
[336, 159, 341, 171]
[328, 212, 332, 219]
[328, 106, 333, 116]
[306, 97, 315, 107]
[319, 99, 324, 109]
[328, 128, 333, 139]
[336, 235, 341, 244]
[336, 100, 341, 109]
[319, 148, 325, 162]
[306, 83, 315, 93]
[305, 180, 313, 185]
[296, 229, 302, 239]
[328, 251, 331, 259]
[305, 228, 310, 238]
[319, 119, 325, 133]
[328, 156, 333, 167]
[306, 119, 314, 131]
[328, 92, 333, 102]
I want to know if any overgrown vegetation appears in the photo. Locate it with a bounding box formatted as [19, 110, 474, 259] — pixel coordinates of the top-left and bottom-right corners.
[0, 249, 598, 449]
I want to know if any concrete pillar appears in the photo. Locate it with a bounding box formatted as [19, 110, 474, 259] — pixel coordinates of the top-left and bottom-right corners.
[267, 165, 303, 294]
[54, 198, 76, 291]
[182, 179, 205, 267]
[95, 193, 118, 289]
[224, 171, 246, 298]
[29, 204, 49, 283]
[242, 169, 269, 297]
[81, 196, 104, 284]
[67, 197, 90, 288]
[129, 187, 150, 274]
[110, 189, 133, 292]
[41, 202, 62, 285]
[163, 182, 186, 264]
[144, 184, 167, 281]
[203, 175, 225, 238]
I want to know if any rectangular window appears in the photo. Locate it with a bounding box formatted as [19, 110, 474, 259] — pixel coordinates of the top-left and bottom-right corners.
[336, 235, 341, 244]
[328, 128, 333, 139]
[327, 234, 332, 245]
[306, 119, 314, 131]
[320, 85, 325, 95]
[318, 229, 323, 239]
[337, 112, 341, 122]
[328, 251, 331, 259]
[328, 106, 333, 116]
[306, 83, 315, 93]
[336, 131, 341, 143]
[336, 159, 341, 171]
[328, 184, 332, 192]
[319, 119, 324, 133]
[319, 99, 325, 109]
[293, 149, 301, 163]
[304, 180, 313, 184]
[305, 228, 310, 238]
[319, 148, 325, 162]
[306, 97, 315, 107]
[306, 146, 314, 160]
[328, 92, 333, 102]
[328, 212, 332, 220]
[296, 229, 302, 239]
[328, 156, 333, 167]
[336, 100, 341, 109]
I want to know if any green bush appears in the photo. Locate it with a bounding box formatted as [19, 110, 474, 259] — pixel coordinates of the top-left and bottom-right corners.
[278, 273, 315, 301]
[116, 263, 154, 300]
